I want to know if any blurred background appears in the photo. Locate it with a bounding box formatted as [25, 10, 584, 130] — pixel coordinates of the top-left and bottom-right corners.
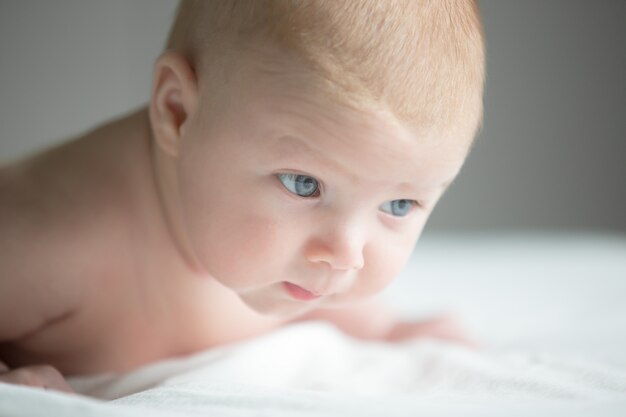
[0, 1, 624, 233]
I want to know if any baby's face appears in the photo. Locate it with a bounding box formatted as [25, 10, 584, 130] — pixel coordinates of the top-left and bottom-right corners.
[173, 67, 475, 319]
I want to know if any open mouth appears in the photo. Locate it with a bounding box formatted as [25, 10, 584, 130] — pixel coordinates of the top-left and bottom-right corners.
[283, 282, 321, 301]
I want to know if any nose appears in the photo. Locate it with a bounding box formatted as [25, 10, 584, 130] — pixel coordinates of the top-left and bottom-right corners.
[304, 224, 365, 271]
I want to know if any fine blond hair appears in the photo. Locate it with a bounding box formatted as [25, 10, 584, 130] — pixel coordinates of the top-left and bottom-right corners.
[166, 0, 485, 132]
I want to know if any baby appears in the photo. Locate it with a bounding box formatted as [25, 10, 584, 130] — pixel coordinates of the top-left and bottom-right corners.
[0, 0, 485, 394]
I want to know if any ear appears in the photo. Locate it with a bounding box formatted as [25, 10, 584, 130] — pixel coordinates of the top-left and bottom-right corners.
[149, 51, 199, 157]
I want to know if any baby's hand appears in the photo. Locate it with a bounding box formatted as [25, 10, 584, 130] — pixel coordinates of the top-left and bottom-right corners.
[297, 303, 479, 348]
[0, 362, 75, 394]
[385, 314, 480, 348]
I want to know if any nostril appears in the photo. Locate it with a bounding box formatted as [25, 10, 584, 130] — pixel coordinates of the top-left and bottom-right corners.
[304, 234, 365, 271]
[330, 253, 364, 271]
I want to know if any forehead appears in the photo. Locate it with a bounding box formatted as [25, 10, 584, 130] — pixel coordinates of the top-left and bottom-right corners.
[278, 109, 468, 188]
[205, 52, 477, 188]
[201, 43, 481, 140]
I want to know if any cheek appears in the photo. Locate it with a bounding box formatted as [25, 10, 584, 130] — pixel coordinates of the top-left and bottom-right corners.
[178, 176, 300, 289]
[350, 233, 419, 298]
[214, 224, 280, 284]
[194, 209, 289, 286]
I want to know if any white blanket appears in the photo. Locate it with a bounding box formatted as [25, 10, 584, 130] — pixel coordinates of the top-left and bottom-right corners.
[1, 233, 625, 416]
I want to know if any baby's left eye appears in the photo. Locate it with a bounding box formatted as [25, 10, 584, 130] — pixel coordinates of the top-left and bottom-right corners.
[379, 199, 417, 217]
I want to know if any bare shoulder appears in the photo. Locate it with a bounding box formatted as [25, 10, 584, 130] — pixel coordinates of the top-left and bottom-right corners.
[0, 161, 85, 342]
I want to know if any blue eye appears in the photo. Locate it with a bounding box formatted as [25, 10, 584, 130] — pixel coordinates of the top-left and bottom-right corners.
[277, 173, 320, 197]
[379, 199, 416, 217]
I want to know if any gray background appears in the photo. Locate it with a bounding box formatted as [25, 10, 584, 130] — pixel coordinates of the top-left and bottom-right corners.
[0, 1, 624, 233]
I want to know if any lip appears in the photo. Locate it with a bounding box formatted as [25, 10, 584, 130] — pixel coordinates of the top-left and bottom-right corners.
[283, 282, 321, 301]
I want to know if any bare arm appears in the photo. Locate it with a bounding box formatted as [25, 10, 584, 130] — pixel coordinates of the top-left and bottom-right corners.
[0, 166, 84, 342]
[0, 171, 77, 393]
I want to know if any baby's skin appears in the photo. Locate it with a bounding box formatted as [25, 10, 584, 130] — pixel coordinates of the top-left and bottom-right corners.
[0, 50, 479, 393]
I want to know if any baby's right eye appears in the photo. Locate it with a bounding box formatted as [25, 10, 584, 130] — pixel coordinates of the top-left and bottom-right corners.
[277, 173, 320, 198]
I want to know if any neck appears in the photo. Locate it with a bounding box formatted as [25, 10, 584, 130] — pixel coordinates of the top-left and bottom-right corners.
[146, 115, 208, 276]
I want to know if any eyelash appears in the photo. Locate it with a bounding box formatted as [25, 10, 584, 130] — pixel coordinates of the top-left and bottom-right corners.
[276, 173, 322, 198]
[275, 172, 420, 217]
[380, 199, 419, 218]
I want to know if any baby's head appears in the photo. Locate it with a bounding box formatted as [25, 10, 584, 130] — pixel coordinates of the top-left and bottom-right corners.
[149, 0, 485, 317]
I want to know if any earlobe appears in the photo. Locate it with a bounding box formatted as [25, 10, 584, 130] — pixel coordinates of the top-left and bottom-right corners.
[149, 51, 199, 157]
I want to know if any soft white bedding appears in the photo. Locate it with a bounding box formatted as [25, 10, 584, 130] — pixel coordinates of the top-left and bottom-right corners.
[1, 233, 625, 416]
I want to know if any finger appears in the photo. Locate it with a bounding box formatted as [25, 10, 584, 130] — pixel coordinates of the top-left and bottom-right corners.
[35, 365, 75, 394]
[0, 366, 75, 394]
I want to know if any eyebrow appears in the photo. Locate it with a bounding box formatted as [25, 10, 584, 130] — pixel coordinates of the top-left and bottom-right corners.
[270, 135, 346, 175]
[270, 135, 315, 159]
[270, 135, 454, 194]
